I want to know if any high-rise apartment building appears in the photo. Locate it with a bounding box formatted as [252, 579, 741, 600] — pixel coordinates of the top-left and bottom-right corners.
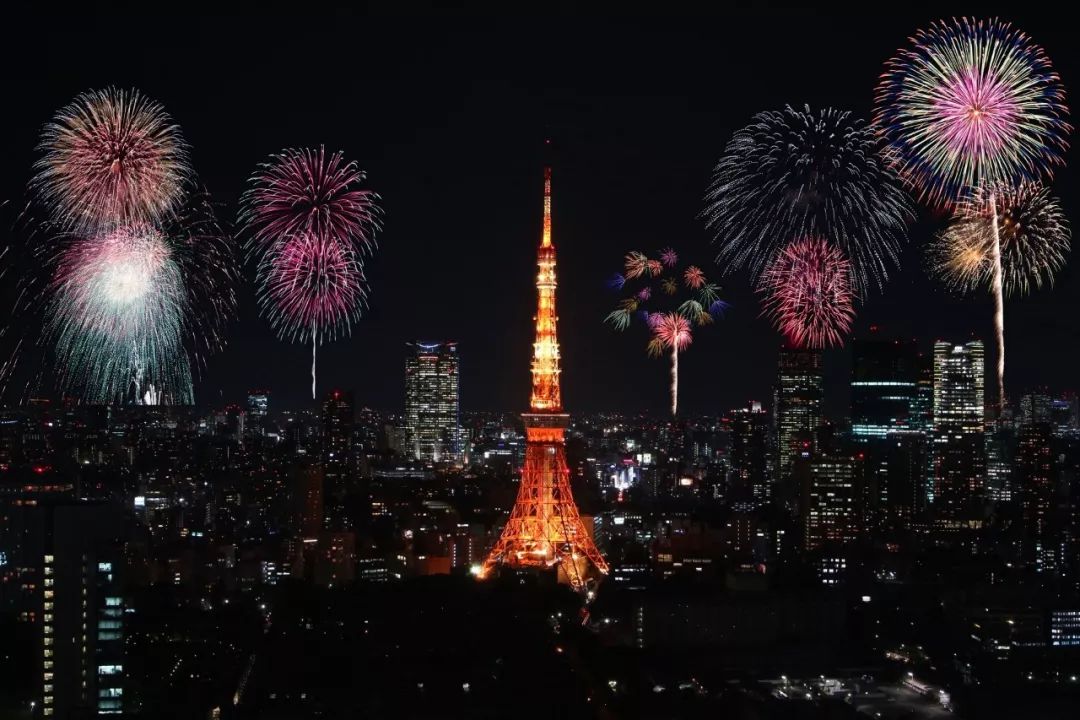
[1015, 421, 1056, 570]
[41, 504, 125, 717]
[404, 342, 462, 462]
[802, 455, 860, 552]
[774, 348, 823, 488]
[932, 340, 986, 522]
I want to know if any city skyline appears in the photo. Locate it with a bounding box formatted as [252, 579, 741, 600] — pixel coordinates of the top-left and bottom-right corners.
[3, 9, 1080, 416]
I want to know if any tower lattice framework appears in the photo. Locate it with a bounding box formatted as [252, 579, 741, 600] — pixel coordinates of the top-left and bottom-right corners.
[480, 167, 609, 590]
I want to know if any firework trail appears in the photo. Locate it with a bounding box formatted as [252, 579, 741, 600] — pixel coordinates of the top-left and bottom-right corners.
[760, 238, 855, 350]
[930, 183, 1070, 296]
[876, 18, 1071, 407]
[32, 88, 190, 234]
[704, 105, 913, 293]
[241, 147, 381, 398]
[605, 249, 726, 416]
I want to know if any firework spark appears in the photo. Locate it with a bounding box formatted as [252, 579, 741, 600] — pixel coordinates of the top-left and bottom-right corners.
[930, 183, 1070, 296]
[605, 249, 726, 416]
[876, 18, 1071, 407]
[704, 104, 913, 292]
[241, 147, 381, 398]
[760, 238, 855, 350]
[32, 88, 190, 234]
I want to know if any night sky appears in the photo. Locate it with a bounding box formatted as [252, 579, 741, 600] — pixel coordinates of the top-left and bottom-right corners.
[2, 6, 1078, 417]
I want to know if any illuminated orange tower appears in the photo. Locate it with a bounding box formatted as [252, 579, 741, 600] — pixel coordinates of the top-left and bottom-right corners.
[480, 167, 609, 590]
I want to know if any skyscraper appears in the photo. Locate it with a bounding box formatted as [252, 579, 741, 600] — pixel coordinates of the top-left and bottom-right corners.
[851, 332, 919, 441]
[932, 340, 986, 522]
[850, 332, 926, 526]
[774, 347, 823, 487]
[322, 389, 354, 531]
[404, 342, 462, 462]
[729, 402, 770, 505]
[480, 166, 608, 590]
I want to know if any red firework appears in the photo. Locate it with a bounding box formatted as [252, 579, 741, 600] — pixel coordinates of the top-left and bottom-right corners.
[33, 87, 190, 233]
[760, 238, 855, 349]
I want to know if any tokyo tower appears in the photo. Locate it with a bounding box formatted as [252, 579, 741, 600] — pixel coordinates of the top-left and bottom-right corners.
[479, 167, 609, 591]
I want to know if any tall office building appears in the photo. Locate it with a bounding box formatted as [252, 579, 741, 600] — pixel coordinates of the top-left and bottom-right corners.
[774, 347, 823, 487]
[404, 342, 462, 462]
[321, 390, 354, 531]
[851, 333, 919, 441]
[851, 332, 926, 526]
[932, 340, 986, 522]
[729, 402, 770, 505]
[41, 504, 125, 717]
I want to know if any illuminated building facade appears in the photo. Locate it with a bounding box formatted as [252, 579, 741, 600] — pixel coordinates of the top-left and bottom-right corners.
[932, 341, 986, 521]
[802, 456, 859, 552]
[40, 504, 124, 717]
[404, 341, 462, 462]
[480, 167, 608, 590]
[774, 348, 823, 487]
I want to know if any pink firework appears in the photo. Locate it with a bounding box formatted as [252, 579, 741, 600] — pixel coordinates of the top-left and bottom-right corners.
[760, 238, 855, 349]
[241, 147, 381, 397]
[33, 87, 190, 233]
[660, 247, 678, 267]
[934, 67, 1020, 160]
[263, 234, 366, 340]
[636, 286, 652, 301]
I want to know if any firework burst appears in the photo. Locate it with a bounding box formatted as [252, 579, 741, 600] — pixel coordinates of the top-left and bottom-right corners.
[760, 238, 855, 350]
[241, 147, 381, 398]
[875, 18, 1069, 206]
[930, 183, 1070, 296]
[37, 195, 236, 407]
[876, 18, 1071, 407]
[605, 249, 726, 416]
[704, 104, 913, 292]
[32, 88, 190, 234]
